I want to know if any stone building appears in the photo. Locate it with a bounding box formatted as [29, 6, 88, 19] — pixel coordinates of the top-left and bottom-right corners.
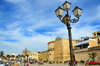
[48, 41, 55, 61]
[54, 37, 77, 63]
[39, 37, 77, 63]
[39, 31, 100, 62]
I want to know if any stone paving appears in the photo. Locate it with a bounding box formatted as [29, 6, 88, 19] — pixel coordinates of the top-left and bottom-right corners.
[19, 63, 85, 66]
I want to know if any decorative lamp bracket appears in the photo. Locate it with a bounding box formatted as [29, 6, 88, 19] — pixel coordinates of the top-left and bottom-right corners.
[59, 17, 79, 24]
[70, 17, 79, 23]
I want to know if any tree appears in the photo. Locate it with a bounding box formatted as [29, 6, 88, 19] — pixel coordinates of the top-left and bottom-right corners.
[0, 51, 4, 57]
[7, 55, 10, 59]
[10, 55, 15, 60]
[20, 54, 24, 59]
[18, 55, 20, 59]
[88, 52, 97, 62]
[16, 56, 18, 59]
[27, 54, 29, 61]
[22, 55, 25, 58]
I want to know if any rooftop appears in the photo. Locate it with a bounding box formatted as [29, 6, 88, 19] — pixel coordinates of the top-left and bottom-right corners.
[92, 31, 100, 34]
[48, 41, 55, 44]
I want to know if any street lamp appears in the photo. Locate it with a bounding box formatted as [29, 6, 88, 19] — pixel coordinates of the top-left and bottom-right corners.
[55, 1, 82, 66]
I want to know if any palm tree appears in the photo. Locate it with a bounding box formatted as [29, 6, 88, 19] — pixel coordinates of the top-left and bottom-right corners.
[89, 52, 97, 62]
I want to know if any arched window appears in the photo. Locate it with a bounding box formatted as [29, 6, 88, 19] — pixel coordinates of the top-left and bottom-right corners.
[94, 33, 96, 36]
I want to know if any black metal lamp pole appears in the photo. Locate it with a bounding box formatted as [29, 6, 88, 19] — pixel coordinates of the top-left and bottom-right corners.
[55, 1, 82, 66]
[25, 48, 28, 62]
[24, 48, 27, 66]
[67, 22, 74, 66]
[27, 54, 28, 62]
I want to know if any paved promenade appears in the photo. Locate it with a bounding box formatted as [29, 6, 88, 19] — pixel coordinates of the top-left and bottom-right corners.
[19, 63, 85, 66]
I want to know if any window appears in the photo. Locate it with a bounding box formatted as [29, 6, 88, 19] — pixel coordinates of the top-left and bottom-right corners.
[97, 33, 100, 36]
[80, 46, 83, 49]
[94, 33, 96, 36]
[98, 38, 100, 42]
[83, 45, 89, 48]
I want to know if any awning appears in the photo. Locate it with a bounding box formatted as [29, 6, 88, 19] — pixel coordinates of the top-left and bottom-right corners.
[75, 40, 89, 46]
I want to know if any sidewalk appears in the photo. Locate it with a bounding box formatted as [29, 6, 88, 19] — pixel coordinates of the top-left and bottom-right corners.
[18, 63, 85, 66]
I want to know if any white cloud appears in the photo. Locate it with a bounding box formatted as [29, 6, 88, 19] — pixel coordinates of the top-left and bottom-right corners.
[0, 26, 56, 54]
[5, 0, 25, 3]
[45, 25, 100, 39]
[1, 0, 100, 54]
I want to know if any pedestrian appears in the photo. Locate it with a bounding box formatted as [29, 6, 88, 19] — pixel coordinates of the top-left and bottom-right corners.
[69, 60, 71, 65]
[27, 62, 29, 66]
[88, 59, 90, 62]
[40, 61, 43, 65]
[75, 60, 77, 65]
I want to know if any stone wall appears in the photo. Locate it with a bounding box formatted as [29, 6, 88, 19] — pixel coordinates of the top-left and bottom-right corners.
[74, 46, 100, 62]
[54, 37, 63, 62]
[54, 37, 77, 63]
[39, 50, 48, 61]
[62, 38, 70, 62]
[48, 50, 54, 61]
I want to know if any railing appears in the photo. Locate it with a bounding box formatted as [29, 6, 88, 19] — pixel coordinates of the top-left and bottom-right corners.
[73, 48, 88, 53]
[88, 46, 100, 50]
[74, 46, 100, 53]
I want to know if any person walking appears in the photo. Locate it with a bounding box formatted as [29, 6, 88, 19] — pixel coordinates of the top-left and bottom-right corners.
[27, 62, 29, 66]
[75, 60, 77, 65]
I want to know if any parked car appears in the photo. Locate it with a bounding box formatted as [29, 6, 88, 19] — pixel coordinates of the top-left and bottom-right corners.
[9, 62, 12, 65]
[30, 61, 34, 64]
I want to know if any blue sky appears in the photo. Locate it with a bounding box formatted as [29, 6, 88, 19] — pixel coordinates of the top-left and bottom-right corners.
[0, 0, 100, 55]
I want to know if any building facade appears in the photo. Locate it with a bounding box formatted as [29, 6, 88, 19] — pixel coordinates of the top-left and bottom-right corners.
[74, 31, 100, 62]
[9, 53, 18, 60]
[92, 31, 100, 46]
[32, 52, 39, 60]
[74, 38, 98, 49]
[22, 49, 31, 56]
[29, 54, 32, 60]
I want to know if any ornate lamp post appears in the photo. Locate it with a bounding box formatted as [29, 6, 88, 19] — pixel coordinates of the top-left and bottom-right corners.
[55, 1, 82, 66]
[25, 48, 28, 61]
[24, 48, 28, 66]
